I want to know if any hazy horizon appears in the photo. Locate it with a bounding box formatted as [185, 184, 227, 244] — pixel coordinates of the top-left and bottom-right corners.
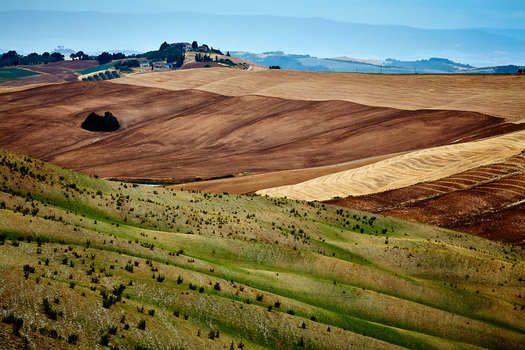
[4, 0, 525, 29]
[2, 1, 525, 66]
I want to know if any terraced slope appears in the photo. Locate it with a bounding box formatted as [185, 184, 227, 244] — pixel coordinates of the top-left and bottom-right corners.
[257, 130, 525, 201]
[328, 151, 525, 244]
[114, 68, 525, 122]
[0, 81, 523, 182]
[1, 148, 524, 349]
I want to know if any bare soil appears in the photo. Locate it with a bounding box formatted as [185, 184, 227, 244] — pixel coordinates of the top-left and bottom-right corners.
[0, 81, 521, 182]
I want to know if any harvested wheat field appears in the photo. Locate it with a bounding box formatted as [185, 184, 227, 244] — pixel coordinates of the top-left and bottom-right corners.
[170, 153, 399, 194]
[1, 80, 520, 181]
[115, 68, 525, 122]
[256, 130, 525, 201]
[327, 151, 525, 244]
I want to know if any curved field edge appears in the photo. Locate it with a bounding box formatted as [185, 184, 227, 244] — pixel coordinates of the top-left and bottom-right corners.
[327, 151, 525, 244]
[256, 130, 525, 201]
[0, 148, 524, 350]
[112, 68, 525, 122]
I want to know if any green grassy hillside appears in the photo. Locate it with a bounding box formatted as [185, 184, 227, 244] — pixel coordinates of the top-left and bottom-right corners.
[0, 148, 523, 350]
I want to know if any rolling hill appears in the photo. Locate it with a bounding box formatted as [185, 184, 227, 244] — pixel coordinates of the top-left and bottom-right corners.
[256, 130, 525, 201]
[0, 148, 524, 349]
[230, 52, 484, 74]
[114, 68, 525, 122]
[2, 68, 525, 247]
[0, 79, 522, 183]
[257, 131, 525, 244]
[327, 150, 525, 244]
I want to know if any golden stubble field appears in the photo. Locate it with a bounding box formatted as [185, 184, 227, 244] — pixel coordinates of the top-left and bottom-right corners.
[114, 68, 525, 122]
[257, 129, 525, 201]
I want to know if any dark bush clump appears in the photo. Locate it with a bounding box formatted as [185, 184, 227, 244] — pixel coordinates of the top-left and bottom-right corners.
[81, 112, 120, 132]
[23, 264, 35, 279]
[100, 334, 110, 346]
[67, 333, 78, 344]
[42, 298, 58, 320]
[2, 313, 23, 336]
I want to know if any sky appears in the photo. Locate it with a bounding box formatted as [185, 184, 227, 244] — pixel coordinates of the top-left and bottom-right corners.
[3, 0, 525, 29]
[1, 1, 524, 66]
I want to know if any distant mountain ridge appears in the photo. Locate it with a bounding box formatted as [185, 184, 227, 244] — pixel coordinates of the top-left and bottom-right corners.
[232, 51, 524, 74]
[384, 58, 473, 72]
[1, 10, 525, 67]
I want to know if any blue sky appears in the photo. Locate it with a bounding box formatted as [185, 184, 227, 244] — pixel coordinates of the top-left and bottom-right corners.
[4, 0, 525, 29]
[2, 1, 524, 66]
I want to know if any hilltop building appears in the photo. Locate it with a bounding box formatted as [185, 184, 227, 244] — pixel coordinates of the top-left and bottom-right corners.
[171, 42, 192, 51]
[198, 44, 210, 52]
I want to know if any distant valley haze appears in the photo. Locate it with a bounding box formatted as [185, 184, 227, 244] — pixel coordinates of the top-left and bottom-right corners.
[1, 2, 525, 67]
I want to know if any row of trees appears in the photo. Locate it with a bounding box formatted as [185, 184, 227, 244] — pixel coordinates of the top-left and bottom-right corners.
[0, 49, 129, 67]
[69, 51, 89, 61]
[0, 50, 65, 67]
[115, 59, 140, 72]
[97, 52, 126, 65]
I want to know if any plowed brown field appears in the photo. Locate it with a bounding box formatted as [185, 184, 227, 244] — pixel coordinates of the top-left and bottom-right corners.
[0, 81, 522, 181]
[328, 152, 525, 244]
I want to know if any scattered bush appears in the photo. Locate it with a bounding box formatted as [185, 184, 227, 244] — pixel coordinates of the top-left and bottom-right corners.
[23, 264, 35, 279]
[100, 334, 110, 346]
[67, 333, 79, 344]
[42, 298, 58, 320]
